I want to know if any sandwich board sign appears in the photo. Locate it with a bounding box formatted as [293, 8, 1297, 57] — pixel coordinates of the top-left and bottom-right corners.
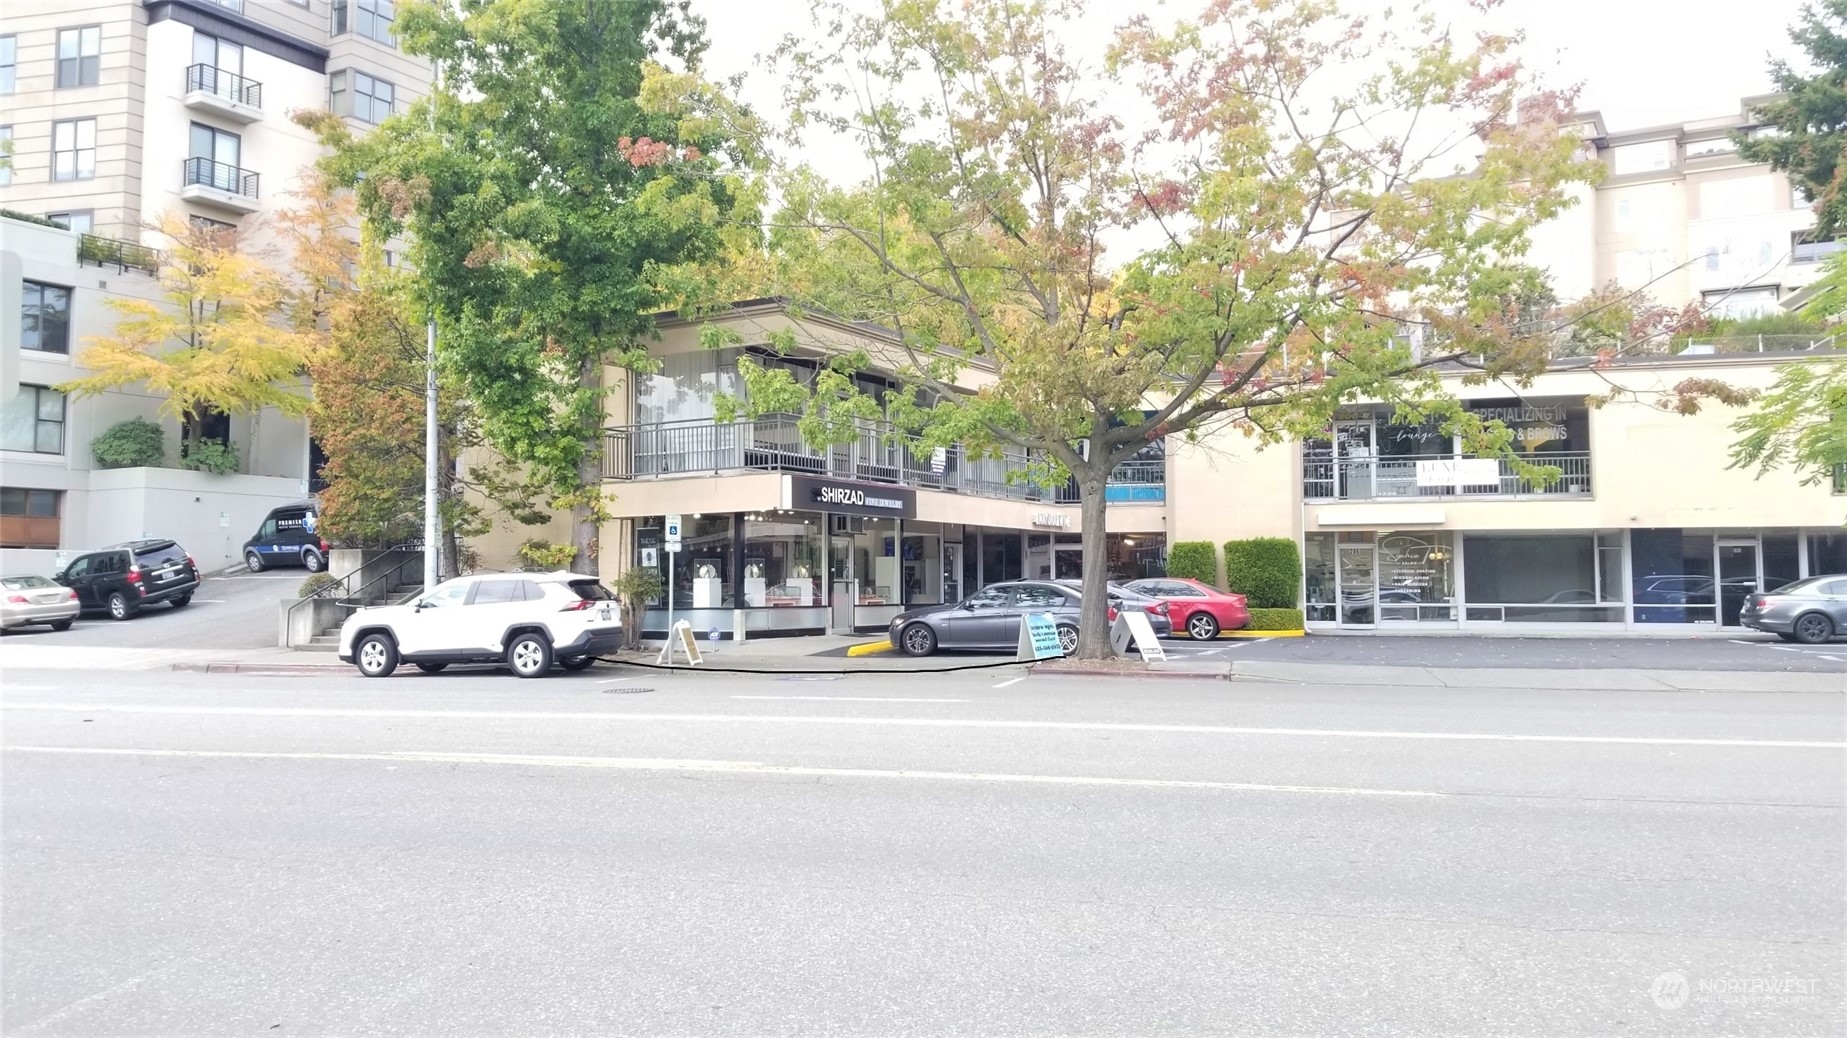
[1017, 612, 1065, 660]
[1110, 610, 1167, 662]
[656, 619, 703, 666]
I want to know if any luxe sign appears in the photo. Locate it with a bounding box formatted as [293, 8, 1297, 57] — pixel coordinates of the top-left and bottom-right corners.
[788, 475, 917, 518]
[1415, 458, 1500, 488]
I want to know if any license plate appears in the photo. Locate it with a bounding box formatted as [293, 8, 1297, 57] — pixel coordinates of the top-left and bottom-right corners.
[598, 607, 612, 621]
[157, 567, 178, 579]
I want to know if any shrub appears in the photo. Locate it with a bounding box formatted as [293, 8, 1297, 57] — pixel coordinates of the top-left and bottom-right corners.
[299, 572, 342, 598]
[1245, 607, 1305, 631]
[91, 418, 166, 469]
[180, 439, 240, 474]
[1223, 536, 1302, 608]
[612, 566, 665, 650]
[1165, 541, 1217, 585]
[516, 539, 578, 572]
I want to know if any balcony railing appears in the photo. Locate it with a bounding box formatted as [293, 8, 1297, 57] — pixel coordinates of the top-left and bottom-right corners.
[605, 415, 1076, 503]
[1053, 459, 1168, 503]
[182, 157, 259, 199]
[1303, 452, 1592, 501]
[185, 63, 262, 108]
[78, 233, 159, 275]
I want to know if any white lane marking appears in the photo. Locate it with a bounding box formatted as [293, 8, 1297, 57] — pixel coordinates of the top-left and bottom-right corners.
[1824, 655, 1844, 663]
[186, 599, 227, 604]
[1730, 639, 1763, 646]
[1, 746, 1443, 798]
[596, 678, 634, 685]
[4, 703, 1841, 748]
[732, 695, 971, 702]
[1197, 649, 1223, 657]
[991, 677, 1026, 689]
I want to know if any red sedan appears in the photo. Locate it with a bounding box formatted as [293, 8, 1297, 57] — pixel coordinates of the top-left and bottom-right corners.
[1123, 577, 1249, 639]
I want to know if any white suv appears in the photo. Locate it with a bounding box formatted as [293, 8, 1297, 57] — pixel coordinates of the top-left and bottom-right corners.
[338, 572, 622, 679]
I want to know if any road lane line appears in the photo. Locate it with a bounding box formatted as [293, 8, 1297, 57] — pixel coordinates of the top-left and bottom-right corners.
[732, 695, 971, 702]
[0, 746, 1444, 797]
[991, 677, 1026, 689]
[4, 703, 1841, 748]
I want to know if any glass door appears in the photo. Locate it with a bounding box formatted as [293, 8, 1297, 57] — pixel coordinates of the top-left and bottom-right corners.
[1337, 543, 1377, 628]
[1716, 539, 1759, 628]
[1335, 420, 1375, 500]
[942, 543, 962, 604]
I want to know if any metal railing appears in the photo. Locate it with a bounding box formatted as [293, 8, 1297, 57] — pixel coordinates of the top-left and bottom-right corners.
[185, 63, 262, 108]
[1303, 451, 1593, 501]
[78, 233, 159, 275]
[282, 547, 423, 645]
[182, 157, 259, 199]
[604, 414, 1083, 503]
[1053, 459, 1168, 503]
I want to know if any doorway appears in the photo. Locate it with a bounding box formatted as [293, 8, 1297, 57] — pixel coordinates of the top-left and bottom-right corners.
[1337, 542, 1377, 628]
[1716, 539, 1759, 628]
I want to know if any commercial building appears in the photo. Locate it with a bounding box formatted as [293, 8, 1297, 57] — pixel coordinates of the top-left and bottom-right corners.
[1, 0, 432, 572]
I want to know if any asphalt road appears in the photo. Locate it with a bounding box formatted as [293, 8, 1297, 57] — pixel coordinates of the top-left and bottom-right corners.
[1207, 633, 1847, 673]
[3, 668, 1842, 1037]
[1, 568, 299, 652]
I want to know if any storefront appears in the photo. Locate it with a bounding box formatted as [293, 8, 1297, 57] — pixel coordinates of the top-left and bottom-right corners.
[1305, 527, 1845, 632]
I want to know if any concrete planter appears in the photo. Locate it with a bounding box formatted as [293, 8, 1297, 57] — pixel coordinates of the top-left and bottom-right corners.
[278, 596, 348, 649]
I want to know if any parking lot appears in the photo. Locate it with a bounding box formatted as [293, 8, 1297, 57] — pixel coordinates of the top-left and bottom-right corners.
[0, 569, 299, 652]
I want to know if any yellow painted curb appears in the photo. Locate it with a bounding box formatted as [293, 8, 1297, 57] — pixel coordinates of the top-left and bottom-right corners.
[1221, 629, 1306, 638]
[846, 639, 895, 657]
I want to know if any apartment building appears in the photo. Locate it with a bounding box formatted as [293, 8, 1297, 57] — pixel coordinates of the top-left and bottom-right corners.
[1529, 97, 1835, 317]
[0, 0, 432, 572]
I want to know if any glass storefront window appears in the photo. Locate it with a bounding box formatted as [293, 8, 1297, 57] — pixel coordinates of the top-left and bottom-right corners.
[742, 512, 823, 607]
[680, 514, 734, 609]
[981, 532, 1021, 586]
[853, 518, 899, 605]
[633, 348, 741, 424]
[1763, 533, 1800, 590]
[1376, 531, 1455, 621]
[901, 522, 943, 605]
[1809, 532, 1847, 577]
[1305, 533, 1336, 622]
[1109, 534, 1166, 582]
[1630, 529, 1715, 624]
[1463, 533, 1623, 622]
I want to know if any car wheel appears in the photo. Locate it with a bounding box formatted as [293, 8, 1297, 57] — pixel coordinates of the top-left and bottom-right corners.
[356, 633, 399, 678]
[1792, 612, 1836, 645]
[245, 549, 265, 573]
[1056, 623, 1079, 655]
[1776, 632, 1801, 643]
[507, 632, 554, 678]
[414, 662, 449, 674]
[898, 623, 937, 657]
[302, 548, 325, 573]
[559, 655, 596, 672]
[106, 592, 133, 621]
[49, 620, 72, 632]
[1186, 612, 1219, 640]
[170, 594, 193, 609]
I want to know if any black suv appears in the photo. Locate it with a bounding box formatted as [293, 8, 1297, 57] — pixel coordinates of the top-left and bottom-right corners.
[55, 540, 202, 620]
[242, 502, 329, 573]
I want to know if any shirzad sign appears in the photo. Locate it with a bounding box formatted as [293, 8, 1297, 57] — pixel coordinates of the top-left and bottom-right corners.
[789, 476, 916, 519]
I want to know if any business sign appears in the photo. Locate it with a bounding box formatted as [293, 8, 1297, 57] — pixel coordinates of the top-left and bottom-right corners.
[1031, 512, 1071, 529]
[1017, 612, 1065, 660]
[788, 475, 916, 519]
[1415, 458, 1500, 488]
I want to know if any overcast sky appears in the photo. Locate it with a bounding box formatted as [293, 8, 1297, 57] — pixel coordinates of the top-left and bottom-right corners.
[697, 0, 1810, 153]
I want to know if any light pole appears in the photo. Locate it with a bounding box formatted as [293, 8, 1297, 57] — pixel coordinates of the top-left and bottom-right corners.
[422, 57, 442, 591]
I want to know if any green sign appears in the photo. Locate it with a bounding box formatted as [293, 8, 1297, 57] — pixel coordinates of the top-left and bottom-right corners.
[1019, 612, 1064, 660]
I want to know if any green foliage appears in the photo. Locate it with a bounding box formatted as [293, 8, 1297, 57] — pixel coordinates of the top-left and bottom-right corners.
[1737, 0, 1847, 237]
[1729, 359, 1847, 494]
[90, 418, 166, 469]
[179, 439, 240, 475]
[1705, 312, 1833, 337]
[612, 565, 665, 650]
[515, 539, 579, 572]
[1245, 608, 1306, 632]
[1, 209, 61, 229]
[299, 572, 342, 598]
[1164, 542, 1218, 585]
[1223, 538, 1302, 609]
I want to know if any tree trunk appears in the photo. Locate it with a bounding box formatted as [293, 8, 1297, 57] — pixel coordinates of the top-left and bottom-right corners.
[1073, 465, 1114, 660]
[570, 358, 602, 572]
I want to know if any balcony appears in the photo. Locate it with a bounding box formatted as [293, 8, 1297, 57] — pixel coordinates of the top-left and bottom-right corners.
[1303, 452, 1592, 501]
[183, 64, 263, 123]
[1053, 459, 1167, 504]
[605, 415, 1153, 505]
[180, 157, 261, 214]
[78, 233, 160, 275]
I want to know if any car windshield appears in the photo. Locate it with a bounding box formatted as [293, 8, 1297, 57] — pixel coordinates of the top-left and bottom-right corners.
[569, 580, 616, 601]
[1, 576, 54, 590]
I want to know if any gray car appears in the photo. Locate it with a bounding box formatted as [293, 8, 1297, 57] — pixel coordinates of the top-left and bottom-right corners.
[1740, 575, 1847, 644]
[891, 581, 1082, 656]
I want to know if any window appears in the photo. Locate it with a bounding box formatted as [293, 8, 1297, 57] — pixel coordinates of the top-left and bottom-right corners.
[330, 69, 394, 123]
[1011, 584, 1067, 609]
[964, 586, 1010, 609]
[742, 512, 823, 607]
[470, 579, 525, 605]
[207, 0, 244, 10]
[191, 31, 244, 98]
[417, 582, 470, 609]
[1792, 233, 1845, 265]
[0, 489, 62, 550]
[1, 386, 67, 454]
[52, 119, 96, 181]
[0, 126, 12, 186]
[1611, 139, 1674, 175]
[334, 0, 396, 45]
[1461, 534, 1622, 623]
[1, 35, 15, 93]
[1701, 287, 1780, 320]
[47, 211, 93, 235]
[21, 283, 73, 355]
[57, 26, 102, 88]
[1630, 529, 1716, 624]
[189, 122, 242, 189]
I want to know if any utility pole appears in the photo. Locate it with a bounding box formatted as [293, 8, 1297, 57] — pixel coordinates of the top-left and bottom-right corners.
[422, 57, 442, 591]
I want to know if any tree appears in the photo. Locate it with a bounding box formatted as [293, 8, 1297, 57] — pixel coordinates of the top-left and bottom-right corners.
[311, 0, 751, 571]
[60, 214, 316, 463]
[728, 0, 1597, 657]
[1738, 0, 1847, 238]
[1729, 358, 1847, 497]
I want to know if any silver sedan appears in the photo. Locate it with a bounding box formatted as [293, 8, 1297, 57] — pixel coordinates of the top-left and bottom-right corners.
[1, 574, 81, 632]
[1740, 574, 1846, 644]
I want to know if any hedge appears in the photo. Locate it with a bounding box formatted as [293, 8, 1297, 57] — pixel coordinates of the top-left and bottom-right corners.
[1245, 607, 1305, 631]
[91, 418, 166, 469]
[1223, 536, 1302, 608]
[1165, 541, 1217, 584]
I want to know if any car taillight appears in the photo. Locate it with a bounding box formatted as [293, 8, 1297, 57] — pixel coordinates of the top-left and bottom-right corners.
[67, 589, 79, 600]
[1230, 594, 1247, 607]
[185, 554, 197, 570]
[127, 566, 143, 584]
[1752, 596, 1768, 609]
[319, 539, 329, 552]
[5, 595, 25, 604]
[562, 599, 596, 611]
[1107, 605, 1119, 622]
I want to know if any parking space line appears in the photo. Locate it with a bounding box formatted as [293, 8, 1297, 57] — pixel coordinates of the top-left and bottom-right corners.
[992, 677, 1026, 689]
[733, 695, 972, 702]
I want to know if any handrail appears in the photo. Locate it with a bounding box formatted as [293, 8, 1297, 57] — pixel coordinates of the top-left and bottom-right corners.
[1302, 450, 1593, 501]
[182, 156, 260, 199]
[283, 547, 423, 645]
[78, 234, 160, 275]
[185, 63, 262, 108]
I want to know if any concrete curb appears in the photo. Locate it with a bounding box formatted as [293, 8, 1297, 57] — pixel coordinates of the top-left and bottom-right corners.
[173, 662, 349, 675]
[1222, 630, 1304, 639]
[1226, 660, 1847, 694]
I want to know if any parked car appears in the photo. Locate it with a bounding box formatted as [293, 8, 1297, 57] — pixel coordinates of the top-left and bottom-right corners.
[1122, 577, 1249, 639]
[243, 503, 330, 572]
[1052, 580, 1173, 638]
[1740, 574, 1847, 644]
[54, 540, 201, 620]
[888, 579, 1167, 657]
[338, 571, 622, 678]
[1, 574, 81, 632]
